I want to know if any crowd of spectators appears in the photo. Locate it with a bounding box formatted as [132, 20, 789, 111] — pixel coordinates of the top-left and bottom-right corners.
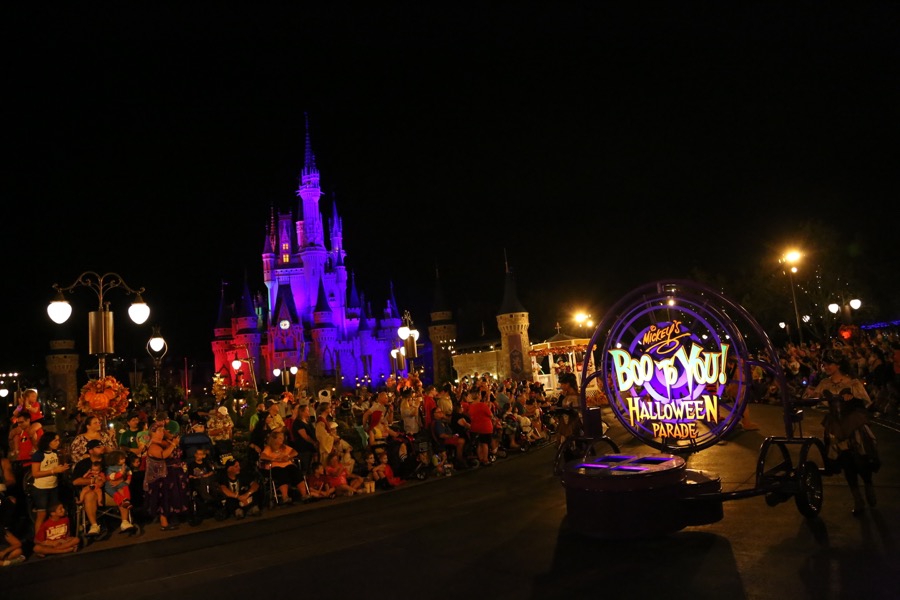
[0, 328, 897, 565]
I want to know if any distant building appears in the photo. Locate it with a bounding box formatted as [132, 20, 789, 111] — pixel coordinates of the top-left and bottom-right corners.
[211, 118, 405, 394]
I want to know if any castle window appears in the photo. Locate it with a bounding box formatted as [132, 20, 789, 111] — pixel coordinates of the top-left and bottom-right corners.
[282, 253, 290, 263]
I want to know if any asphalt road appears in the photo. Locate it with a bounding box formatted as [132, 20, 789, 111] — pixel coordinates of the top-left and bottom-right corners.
[3, 403, 898, 600]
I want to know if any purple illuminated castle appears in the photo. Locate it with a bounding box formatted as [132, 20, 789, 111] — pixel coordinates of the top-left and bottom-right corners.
[211, 118, 403, 394]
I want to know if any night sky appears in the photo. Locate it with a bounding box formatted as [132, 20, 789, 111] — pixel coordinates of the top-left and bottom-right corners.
[3, 5, 899, 372]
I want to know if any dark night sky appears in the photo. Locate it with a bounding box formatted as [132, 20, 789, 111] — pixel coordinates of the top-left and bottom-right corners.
[3, 5, 899, 373]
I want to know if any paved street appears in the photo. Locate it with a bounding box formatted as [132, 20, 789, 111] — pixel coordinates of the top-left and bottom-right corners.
[3, 403, 898, 599]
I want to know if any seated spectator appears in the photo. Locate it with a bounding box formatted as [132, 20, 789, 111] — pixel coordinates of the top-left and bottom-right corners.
[367, 411, 408, 465]
[217, 456, 260, 519]
[361, 451, 379, 493]
[32, 500, 80, 557]
[69, 415, 115, 465]
[0, 527, 25, 567]
[305, 461, 336, 499]
[325, 453, 363, 497]
[374, 452, 403, 490]
[259, 431, 309, 504]
[431, 407, 466, 468]
[103, 450, 132, 509]
[72, 439, 135, 535]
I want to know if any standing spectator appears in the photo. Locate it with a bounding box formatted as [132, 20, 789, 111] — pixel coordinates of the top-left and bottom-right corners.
[144, 416, 189, 531]
[117, 414, 147, 509]
[206, 406, 234, 458]
[315, 402, 340, 462]
[69, 415, 116, 464]
[264, 401, 285, 434]
[467, 389, 495, 466]
[9, 414, 36, 495]
[421, 385, 438, 431]
[32, 500, 79, 556]
[217, 456, 261, 520]
[30, 432, 68, 534]
[399, 388, 423, 436]
[13, 389, 44, 440]
[289, 403, 318, 475]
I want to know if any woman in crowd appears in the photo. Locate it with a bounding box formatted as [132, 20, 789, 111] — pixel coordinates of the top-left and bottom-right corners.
[30, 432, 69, 534]
[144, 414, 189, 531]
[259, 430, 309, 504]
[69, 415, 116, 464]
[290, 403, 318, 475]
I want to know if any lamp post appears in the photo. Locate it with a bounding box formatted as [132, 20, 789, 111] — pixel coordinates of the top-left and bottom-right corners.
[397, 310, 419, 377]
[780, 251, 803, 345]
[828, 297, 861, 324]
[231, 346, 258, 392]
[146, 326, 168, 413]
[47, 271, 150, 379]
[272, 363, 298, 392]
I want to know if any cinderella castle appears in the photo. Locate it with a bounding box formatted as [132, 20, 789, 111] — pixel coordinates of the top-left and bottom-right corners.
[210, 119, 534, 395]
[211, 119, 408, 395]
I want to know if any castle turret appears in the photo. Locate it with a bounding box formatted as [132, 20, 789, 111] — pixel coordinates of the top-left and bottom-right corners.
[429, 268, 457, 386]
[496, 256, 531, 382]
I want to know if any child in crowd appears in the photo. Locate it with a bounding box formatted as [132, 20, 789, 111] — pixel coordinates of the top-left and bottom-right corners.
[376, 452, 403, 490]
[432, 447, 452, 477]
[104, 450, 132, 508]
[33, 501, 80, 556]
[361, 451, 379, 493]
[306, 461, 336, 499]
[325, 453, 364, 497]
[79, 456, 106, 507]
[187, 448, 219, 504]
[0, 529, 25, 567]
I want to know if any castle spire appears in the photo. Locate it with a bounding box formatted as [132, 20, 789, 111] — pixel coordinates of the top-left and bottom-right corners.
[302, 112, 317, 178]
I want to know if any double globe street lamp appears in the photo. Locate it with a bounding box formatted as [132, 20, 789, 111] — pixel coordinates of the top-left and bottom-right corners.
[147, 326, 168, 412]
[392, 310, 419, 378]
[47, 271, 150, 379]
[780, 250, 804, 345]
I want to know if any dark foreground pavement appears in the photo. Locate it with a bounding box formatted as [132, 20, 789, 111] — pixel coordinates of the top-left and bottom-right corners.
[3, 403, 898, 600]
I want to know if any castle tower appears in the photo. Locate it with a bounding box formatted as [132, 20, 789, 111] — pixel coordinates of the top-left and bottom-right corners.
[46, 339, 79, 412]
[428, 269, 457, 386]
[496, 257, 531, 382]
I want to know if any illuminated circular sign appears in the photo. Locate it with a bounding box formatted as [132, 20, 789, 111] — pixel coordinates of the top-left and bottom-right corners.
[589, 281, 751, 454]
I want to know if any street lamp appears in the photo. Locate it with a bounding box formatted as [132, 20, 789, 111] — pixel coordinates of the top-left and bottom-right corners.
[231, 346, 258, 392]
[780, 251, 803, 345]
[397, 310, 419, 375]
[272, 363, 298, 392]
[146, 326, 167, 412]
[828, 297, 862, 323]
[47, 271, 150, 378]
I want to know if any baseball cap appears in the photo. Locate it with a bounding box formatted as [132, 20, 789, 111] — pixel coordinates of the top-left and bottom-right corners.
[220, 454, 237, 467]
[86, 439, 104, 450]
[217, 406, 229, 416]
